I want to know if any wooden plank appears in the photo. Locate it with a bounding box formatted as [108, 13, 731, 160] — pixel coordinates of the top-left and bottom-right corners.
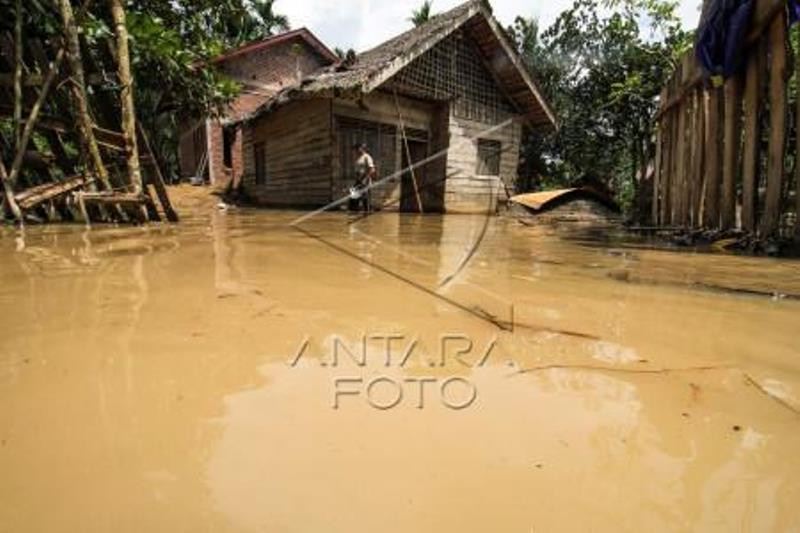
[742, 40, 765, 233]
[762, 13, 788, 237]
[704, 86, 723, 228]
[16, 175, 87, 210]
[79, 192, 147, 205]
[721, 74, 743, 230]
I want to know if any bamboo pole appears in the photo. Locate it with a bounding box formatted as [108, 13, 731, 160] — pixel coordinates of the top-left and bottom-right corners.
[393, 89, 424, 213]
[59, 0, 112, 192]
[6, 48, 65, 189]
[137, 123, 179, 222]
[109, 0, 143, 195]
[762, 13, 788, 237]
[721, 74, 743, 230]
[742, 40, 765, 233]
[13, 0, 23, 146]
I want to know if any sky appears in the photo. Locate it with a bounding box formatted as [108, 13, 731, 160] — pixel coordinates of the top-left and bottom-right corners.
[275, 0, 704, 53]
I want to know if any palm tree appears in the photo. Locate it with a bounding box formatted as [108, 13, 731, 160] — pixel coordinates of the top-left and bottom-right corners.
[409, 1, 433, 27]
[225, 0, 290, 45]
[250, 0, 289, 36]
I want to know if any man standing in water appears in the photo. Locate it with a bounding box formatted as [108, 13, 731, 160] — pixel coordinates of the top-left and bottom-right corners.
[351, 143, 376, 212]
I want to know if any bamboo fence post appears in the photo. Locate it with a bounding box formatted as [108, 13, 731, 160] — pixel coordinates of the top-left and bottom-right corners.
[673, 73, 688, 227]
[795, 30, 800, 241]
[652, 116, 663, 224]
[59, 0, 113, 192]
[13, 0, 23, 146]
[762, 12, 788, 237]
[721, 74, 743, 230]
[109, 0, 143, 196]
[6, 48, 65, 188]
[704, 86, 723, 228]
[690, 88, 706, 227]
[742, 40, 765, 233]
[660, 108, 673, 225]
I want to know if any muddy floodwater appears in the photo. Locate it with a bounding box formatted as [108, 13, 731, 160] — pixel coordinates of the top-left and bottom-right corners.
[1, 187, 799, 532]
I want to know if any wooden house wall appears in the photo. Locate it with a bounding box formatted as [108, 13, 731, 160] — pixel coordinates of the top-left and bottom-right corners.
[332, 92, 435, 209]
[241, 99, 333, 206]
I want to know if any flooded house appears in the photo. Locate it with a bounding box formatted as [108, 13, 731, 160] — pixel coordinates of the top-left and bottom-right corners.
[511, 188, 622, 225]
[235, 0, 557, 213]
[178, 29, 339, 186]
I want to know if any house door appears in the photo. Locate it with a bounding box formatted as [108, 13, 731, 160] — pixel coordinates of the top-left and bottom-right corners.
[400, 140, 428, 213]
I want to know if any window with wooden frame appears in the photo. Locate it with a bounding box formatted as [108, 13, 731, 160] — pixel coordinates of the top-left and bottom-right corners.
[254, 141, 267, 185]
[476, 139, 501, 176]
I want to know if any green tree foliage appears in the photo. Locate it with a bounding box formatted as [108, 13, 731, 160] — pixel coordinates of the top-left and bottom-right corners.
[410, 1, 433, 27]
[508, 0, 692, 212]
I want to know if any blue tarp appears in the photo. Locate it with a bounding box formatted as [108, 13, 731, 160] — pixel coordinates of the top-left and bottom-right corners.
[696, 0, 800, 79]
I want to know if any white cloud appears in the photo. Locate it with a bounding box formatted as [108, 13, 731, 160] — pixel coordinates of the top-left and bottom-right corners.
[276, 0, 703, 52]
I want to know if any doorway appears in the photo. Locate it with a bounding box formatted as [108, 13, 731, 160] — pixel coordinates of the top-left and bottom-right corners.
[400, 139, 429, 213]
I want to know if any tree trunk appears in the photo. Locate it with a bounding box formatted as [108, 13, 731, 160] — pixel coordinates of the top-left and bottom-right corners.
[13, 0, 23, 146]
[109, 0, 143, 195]
[59, 0, 112, 191]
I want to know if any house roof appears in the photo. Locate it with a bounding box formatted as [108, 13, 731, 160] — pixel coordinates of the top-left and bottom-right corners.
[210, 27, 339, 66]
[511, 189, 620, 213]
[237, 0, 557, 129]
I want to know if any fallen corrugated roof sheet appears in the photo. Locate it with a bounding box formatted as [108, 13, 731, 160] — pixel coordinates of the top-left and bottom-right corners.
[236, 0, 556, 128]
[511, 188, 620, 213]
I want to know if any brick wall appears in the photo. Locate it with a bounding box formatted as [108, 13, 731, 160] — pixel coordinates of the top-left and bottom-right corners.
[217, 39, 329, 95]
[178, 35, 332, 184]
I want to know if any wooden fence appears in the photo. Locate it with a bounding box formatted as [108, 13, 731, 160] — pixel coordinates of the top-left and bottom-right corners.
[652, 0, 800, 240]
